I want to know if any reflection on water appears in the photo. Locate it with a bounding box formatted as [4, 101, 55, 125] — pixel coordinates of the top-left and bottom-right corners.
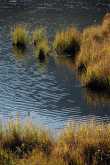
[12, 47, 27, 61]
[0, 0, 110, 131]
[85, 89, 110, 106]
[54, 55, 76, 71]
[33, 48, 48, 74]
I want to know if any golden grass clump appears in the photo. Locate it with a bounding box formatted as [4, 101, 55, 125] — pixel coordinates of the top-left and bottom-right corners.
[32, 27, 50, 59]
[102, 13, 110, 37]
[77, 26, 104, 73]
[34, 41, 50, 62]
[11, 25, 29, 49]
[76, 13, 110, 90]
[37, 40, 50, 56]
[82, 59, 110, 90]
[81, 25, 103, 44]
[32, 27, 47, 47]
[77, 40, 99, 73]
[53, 26, 81, 56]
[78, 40, 110, 90]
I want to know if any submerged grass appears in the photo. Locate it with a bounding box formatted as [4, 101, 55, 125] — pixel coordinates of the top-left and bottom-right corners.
[53, 26, 81, 56]
[0, 120, 110, 165]
[11, 25, 29, 49]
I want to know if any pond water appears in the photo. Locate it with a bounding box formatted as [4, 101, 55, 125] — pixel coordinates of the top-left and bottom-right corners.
[0, 0, 110, 132]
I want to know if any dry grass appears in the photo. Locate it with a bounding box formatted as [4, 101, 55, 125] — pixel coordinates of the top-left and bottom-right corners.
[0, 120, 110, 165]
[35, 40, 50, 56]
[32, 27, 50, 59]
[11, 25, 29, 49]
[53, 26, 81, 56]
[0, 119, 53, 158]
[32, 27, 48, 47]
[76, 13, 110, 90]
[54, 120, 110, 165]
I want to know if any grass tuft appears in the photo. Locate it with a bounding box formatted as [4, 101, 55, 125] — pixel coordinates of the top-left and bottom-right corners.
[53, 26, 81, 56]
[32, 27, 50, 60]
[32, 27, 47, 47]
[11, 25, 29, 49]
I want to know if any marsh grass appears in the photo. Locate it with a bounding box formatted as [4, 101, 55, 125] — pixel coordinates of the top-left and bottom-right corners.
[37, 40, 50, 56]
[76, 13, 110, 90]
[32, 27, 47, 47]
[53, 26, 80, 56]
[55, 120, 110, 165]
[0, 119, 53, 159]
[32, 27, 50, 60]
[78, 41, 110, 90]
[0, 149, 15, 165]
[34, 41, 50, 63]
[0, 120, 110, 164]
[11, 25, 29, 49]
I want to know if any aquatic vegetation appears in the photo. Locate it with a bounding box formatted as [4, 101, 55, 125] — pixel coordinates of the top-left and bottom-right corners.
[37, 40, 50, 56]
[53, 26, 81, 56]
[32, 27, 50, 60]
[77, 41, 110, 90]
[77, 26, 103, 72]
[76, 14, 110, 90]
[77, 13, 110, 73]
[11, 25, 29, 49]
[10, 13, 110, 91]
[34, 40, 50, 62]
[32, 27, 47, 47]
[0, 120, 110, 164]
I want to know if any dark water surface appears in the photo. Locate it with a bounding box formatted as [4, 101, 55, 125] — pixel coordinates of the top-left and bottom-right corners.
[0, 0, 110, 131]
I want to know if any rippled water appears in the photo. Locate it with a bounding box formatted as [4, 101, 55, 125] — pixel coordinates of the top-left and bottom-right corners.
[0, 0, 110, 131]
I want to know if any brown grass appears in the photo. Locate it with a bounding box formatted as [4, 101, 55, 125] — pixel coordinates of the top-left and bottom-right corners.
[0, 120, 110, 165]
[76, 13, 110, 90]
[11, 25, 29, 49]
[53, 26, 81, 56]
